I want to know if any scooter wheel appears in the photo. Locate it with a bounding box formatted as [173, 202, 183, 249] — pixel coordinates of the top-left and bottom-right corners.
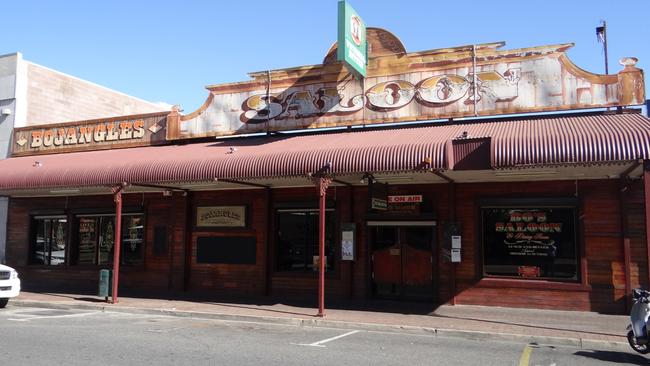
[628, 330, 650, 354]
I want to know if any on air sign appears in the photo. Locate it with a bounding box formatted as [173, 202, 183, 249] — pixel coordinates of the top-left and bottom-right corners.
[388, 195, 423, 203]
[337, 0, 367, 78]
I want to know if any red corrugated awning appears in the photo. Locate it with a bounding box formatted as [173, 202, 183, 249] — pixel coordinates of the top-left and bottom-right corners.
[1, 113, 649, 191]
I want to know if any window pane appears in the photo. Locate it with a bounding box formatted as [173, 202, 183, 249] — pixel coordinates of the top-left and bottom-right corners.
[277, 212, 308, 271]
[51, 219, 67, 265]
[277, 210, 335, 272]
[98, 217, 115, 265]
[31, 218, 67, 266]
[78, 218, 98, 265]
[31, 219, 48, 264]
[482, 207, 578, 281]
[122, 215, 144, 265]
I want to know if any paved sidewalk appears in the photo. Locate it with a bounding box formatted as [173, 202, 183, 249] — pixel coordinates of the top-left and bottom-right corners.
[9, 291, 629, 350]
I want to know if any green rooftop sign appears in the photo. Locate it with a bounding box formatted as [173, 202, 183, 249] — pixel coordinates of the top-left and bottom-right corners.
[337, 0, 367, 78]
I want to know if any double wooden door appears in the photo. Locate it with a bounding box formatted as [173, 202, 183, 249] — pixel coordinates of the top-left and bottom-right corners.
[371, 225, 435, 300]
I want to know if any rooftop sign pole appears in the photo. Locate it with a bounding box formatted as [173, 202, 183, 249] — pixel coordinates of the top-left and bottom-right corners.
[337, 0, 367, 79]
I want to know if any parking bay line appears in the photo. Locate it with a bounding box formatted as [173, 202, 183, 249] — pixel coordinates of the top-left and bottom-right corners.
[518, 344, 533, 366]
[293, 330, 361, 347]
[8, 311, 101, 322]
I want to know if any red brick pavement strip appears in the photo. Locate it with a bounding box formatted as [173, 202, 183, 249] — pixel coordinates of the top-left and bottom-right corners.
[9, 292, 629, 351]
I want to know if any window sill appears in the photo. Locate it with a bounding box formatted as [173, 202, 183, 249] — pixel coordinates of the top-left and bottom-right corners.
[272, 271, 339, 280]
[476, 277, 591, 292]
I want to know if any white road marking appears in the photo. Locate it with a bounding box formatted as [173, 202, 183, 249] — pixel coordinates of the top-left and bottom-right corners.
[294, 330, 361, 347]
[3, 307, 58, 314]
[8, 311, 100, 322]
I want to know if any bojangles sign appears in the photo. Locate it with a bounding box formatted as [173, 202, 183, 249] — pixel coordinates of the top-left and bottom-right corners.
[12, 112, 169, 156]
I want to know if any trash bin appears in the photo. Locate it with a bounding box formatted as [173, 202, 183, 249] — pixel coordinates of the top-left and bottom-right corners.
[98, 269, 112, 299]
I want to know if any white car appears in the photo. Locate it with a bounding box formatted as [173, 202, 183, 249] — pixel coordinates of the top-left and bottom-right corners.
[0, 264, 20, 308]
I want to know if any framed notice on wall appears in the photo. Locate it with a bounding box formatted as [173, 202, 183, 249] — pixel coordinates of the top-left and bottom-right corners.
[196, 206, 246, 227]
[341, 223, 356, 261]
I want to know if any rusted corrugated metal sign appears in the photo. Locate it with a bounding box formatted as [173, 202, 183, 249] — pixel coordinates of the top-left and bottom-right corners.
[173, 28, 645, 139]
[12, 112, 169, 156]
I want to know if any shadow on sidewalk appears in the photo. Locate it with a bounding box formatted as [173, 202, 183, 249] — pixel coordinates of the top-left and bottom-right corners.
[24, 286, 437, 316]
[20, 286, 623, 337]
[573, 350, 647, 365]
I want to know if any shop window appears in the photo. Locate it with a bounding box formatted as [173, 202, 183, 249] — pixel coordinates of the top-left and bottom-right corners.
[276, 209, 335, 272]
[76, 214, 144, 266]
[30, 217, 67, 265]
[481, 205, 578, 281]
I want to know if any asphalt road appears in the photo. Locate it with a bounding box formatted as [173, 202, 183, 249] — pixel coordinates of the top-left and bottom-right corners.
[0, 305, 645, 366]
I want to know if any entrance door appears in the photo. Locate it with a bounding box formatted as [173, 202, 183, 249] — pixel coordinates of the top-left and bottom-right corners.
[371, 225, 434, 300]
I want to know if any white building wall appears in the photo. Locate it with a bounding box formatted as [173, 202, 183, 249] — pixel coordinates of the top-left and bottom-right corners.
[0, 54, 19, 263]
[23, 62, 167, 127]
[0, 52, 168, 263]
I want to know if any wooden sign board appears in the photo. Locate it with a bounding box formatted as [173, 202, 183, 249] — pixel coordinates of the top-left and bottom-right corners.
[176, 29, 645, 139]
[12, 112, 169, 156]
[196, 206, 246, 228]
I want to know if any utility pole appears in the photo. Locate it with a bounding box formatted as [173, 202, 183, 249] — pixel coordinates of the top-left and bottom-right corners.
[596, 20, 609, 75]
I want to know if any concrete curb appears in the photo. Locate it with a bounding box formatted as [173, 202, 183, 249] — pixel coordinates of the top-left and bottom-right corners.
[9, 299, 628, 352]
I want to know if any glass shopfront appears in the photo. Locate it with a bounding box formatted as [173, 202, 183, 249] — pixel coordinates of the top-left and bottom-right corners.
[276, 209, 335, 272]
[29, 213, 145, 267]
[30, 216, 67, 265]
[75, 214, 144, 266]
[481, 204, 578, 281]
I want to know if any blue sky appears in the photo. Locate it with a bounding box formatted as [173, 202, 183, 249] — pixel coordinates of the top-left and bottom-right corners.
[3, 0, 649, 112]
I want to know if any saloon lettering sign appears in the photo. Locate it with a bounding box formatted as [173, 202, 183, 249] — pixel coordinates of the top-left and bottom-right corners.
[482, 206, 578, 280]
[173, 28, 645, 139]
[494, 210, 563, 257]
[12, 112, 169, 156]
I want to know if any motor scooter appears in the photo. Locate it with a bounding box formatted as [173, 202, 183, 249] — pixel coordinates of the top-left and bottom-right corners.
[627, 288, 650, 354]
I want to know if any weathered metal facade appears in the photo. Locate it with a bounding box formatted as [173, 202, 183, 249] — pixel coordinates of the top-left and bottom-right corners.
[173, 29, 644, 139]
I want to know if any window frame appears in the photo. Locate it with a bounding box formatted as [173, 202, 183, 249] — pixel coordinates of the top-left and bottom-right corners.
[29, 215, 69, 266]
[274, 208, 338, 274]
[478, 198, 581, 284]
[73, 212, 146, 267]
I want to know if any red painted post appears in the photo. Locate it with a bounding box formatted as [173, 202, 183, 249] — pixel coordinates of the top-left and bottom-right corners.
[645, 161, 650, 288]
[317, 178, 327, 317]
[112, 188, 123, 304]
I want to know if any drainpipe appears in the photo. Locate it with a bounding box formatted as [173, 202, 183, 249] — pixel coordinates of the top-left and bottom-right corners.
[472, 45, 478, 117]
[111, 183, 126, 304]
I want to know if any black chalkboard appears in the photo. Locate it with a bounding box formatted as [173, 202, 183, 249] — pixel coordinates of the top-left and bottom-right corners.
[153, 225, 168, 256]
[196, 236, 257, 264]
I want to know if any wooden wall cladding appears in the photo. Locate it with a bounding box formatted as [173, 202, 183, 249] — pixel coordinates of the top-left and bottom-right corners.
[446, 179, 633, 314]
[4, 178, 643, 314]
[188, 190, 267, 295]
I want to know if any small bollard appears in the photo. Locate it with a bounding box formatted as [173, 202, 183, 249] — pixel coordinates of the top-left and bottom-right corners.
[98, 269, 112, 303]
